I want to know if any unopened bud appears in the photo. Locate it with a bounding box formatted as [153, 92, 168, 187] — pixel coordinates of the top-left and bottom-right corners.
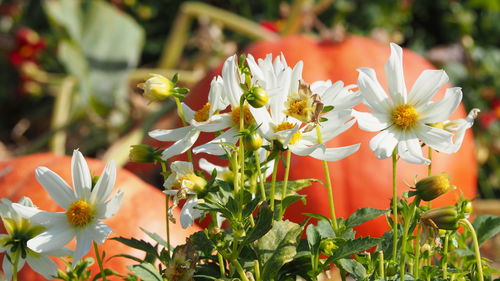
[320, 239, 337, 256]
[421, 205, 459, 230]
[415, 173, 454, 201]
[139, 74, 175, 103]
[129, 145, 160, 163]
[247, 87, 269, 108]
[242, 130, 263, 151]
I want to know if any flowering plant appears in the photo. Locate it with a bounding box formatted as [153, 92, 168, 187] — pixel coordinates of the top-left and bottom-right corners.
[1, 45, 499, 281]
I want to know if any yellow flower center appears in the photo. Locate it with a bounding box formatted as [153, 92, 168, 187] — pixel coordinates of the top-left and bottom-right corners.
[231, 105, 254, 128]
[275, 122, 302, 145]
[178, 174, 207, 194]
[432, 174, 451, 194]
[391, 104, 419, 130]
[66, 200, 94, 228]
[284, 93, 314, 123]
[194, 103, 211, 122]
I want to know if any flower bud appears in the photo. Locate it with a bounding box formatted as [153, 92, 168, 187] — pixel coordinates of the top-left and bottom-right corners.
[183, 174, 207, 194]
[421, 205, 459, 230]
[139, 74, 175, 103]
[320, 239, 337, 256]
[247, 87, 269, 108]
[129, 145, 159, 163]
[415, 173, 454, 201]
[242, 130, 263, 151]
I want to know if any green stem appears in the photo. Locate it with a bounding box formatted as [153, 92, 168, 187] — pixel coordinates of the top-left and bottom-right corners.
[218, 253, 226, 277]
[93, 241, 107, 281]
[442, 231, 450, 279]
[239, 99, 246, 196]
[378, 251, 385, 280]
[392, 150, 399, 261]
[174, 97, 193, 162]
[315, 125, 338, 232]
[230, 258, 250, 281]
[400, 197, 420, 280]
[11, 250, 20, 281]
[254, 151, 266, 200]
[460, 219, 484, 281]
[414, 226, 421, 278]
[279, 149, 292, 220]
[232, 150, 240, 194]
[270, 156, 279, 212]
[160, 162, 172, 257]
[428, 147, 433, 176]
[254, 260, 261, 281]
[49, 76, 75, 155]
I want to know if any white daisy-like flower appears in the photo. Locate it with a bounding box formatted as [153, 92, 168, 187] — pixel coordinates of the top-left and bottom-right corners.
[0, 197, 71, 280]
[164, 161, 207, 229]
[354, 43, 462, 164]
[438, 108, 480, 153]
[149, 76, 231, 161]
[12, 150, 123, 265]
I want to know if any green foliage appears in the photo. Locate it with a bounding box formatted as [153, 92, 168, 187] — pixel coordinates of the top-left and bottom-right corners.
[472, 214, 500, 245]
[127, 263, 163, 281]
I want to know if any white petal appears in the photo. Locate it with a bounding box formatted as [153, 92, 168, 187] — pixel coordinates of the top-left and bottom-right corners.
[418, 87, 462, 124]
[415, 124, 453, 153]
[11, 204, 66, 227]
[198, 158, 226, 176]
[353, 110, 390, 132]
[35, 167, 76, 209]
[44, 247, 73, 257]
[3, 254, 14, 280]
[222, 55, 243, 106]
[408, 70, 448, 107]
[148, 126, 193, 141]
[357, 68, 391, 112]
[250, 107, 274, 141]
[275, 126, 299, 148]
[85, 221, 112, 245]
[397, 136, 429, 165]
[160, 129, 200, 160]
[98, 191, 123, 219]
[26, 255, 58, 279]
[208, 76, 228, 114]
[385, 43, 407, 104]
[369, 130, 399, 160]
[28, 226, 74, 253]
[72, 150, 92, 200]
[73, 232, 92, 265]
[289, 144, 323, 156]
[90, 161, 116, 204]
[246, 54, 266, 83]
[309, 144, 360, 161]
[181, 103, 195, 123]
[180, 197, 203, 229]
[193, 113, 232, 132]
[193, 128, 239, 155]
[290, 61, 303, 94]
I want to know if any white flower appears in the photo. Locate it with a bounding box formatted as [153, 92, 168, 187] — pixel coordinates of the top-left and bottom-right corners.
[439, 108, 480, 153]
[354, 43, 462, 164]
[164, 161, 207, 229]
[12, 150, 123, 265]
[0, 197, 71, 280]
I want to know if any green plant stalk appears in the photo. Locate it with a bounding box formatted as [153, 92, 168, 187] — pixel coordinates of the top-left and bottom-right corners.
[442, 231, 450, 279]
[428, 147, 433, 176]
[315, 125, 338, 232]
[399, 197, 420, 280]
[12, 250, 19, 281]
[254, 151, 266, 200]
[279, 149, 292, 220]
[160, 161, 172, 257]
[49, 76, 75, 155]
[239, 98, 246, 198]
[174, 97, 193, 163]
[378, 251, 385, 279]
[392, 150, 399, 261]
[414, 227, 421, 277]
[230, 258, 250, 281]
[460, 219, 484, 281]
[232, 150, 240, 194]
[270, 156, 279, 211]
[218, 253, 226, 277]
[254, 260, 261, 281]
[93, 241, 107, 281]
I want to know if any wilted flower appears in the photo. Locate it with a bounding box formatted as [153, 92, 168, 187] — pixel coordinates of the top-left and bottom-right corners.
[13, 150, 123, 264]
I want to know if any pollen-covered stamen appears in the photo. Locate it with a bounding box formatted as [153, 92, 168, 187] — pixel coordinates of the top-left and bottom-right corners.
[66, 200, 94, 228]
[194, 103, 211, 122]
[231, 105, 254, 128]
[391, 104, 419, 130]
[275, 122, 302, 145]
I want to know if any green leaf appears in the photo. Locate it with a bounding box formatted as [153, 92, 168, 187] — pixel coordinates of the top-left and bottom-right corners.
[303, 213, 331, 222]
[257, 220, 302, 280]
[327, 237, 381, 262]
[281, 194, 307, 212]
[243, 204, 273, 245]
[128, 263, 162, 281]
[141, 228, 168, 248]
[337, 258, 367, 280]
[111, 237, 158, 258]
[190, 231, 215, 257]
[321, 105, 335, 113]
[44, 0, 82, 41]
[472, 215, 500, 245]
[264, 179, 319, 200]
[345, 208, 389, 229]
[316, 220, 336, 239]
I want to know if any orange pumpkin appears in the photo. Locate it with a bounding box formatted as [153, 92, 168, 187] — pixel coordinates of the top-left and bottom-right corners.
[0, 153, 200, 280]
[180, 34, 477, 237]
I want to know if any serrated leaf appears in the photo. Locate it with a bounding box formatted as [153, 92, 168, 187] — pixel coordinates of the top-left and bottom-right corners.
[472, 215, 500, 245]
[257, 220, 302, 280]
[316, 219, 336, 238]
[337, 258, 367, 280]
[110, 253, 144, 263]
[243, 204, 273, 245]
[128, 263, 162, 281]
[345, 208, 389, 229]
[264, 179, 318, 200]
[141, 228, 168, 248]
[111, 237, 158, 258]
[190, 231, 216, 257]
[327, 237, 381, 262]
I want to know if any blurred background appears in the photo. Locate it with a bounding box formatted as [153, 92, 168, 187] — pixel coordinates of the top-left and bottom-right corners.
[0, 0, 498, 200]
